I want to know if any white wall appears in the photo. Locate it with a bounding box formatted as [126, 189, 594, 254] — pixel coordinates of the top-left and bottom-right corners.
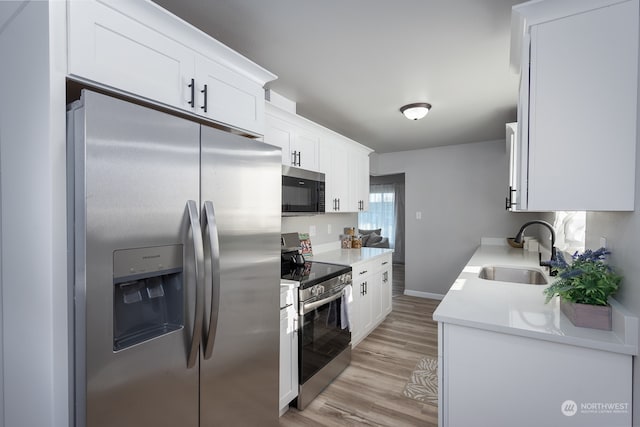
[375, 140, 541, 296]
[0, 2, 69, 426]
[582, 126, 640, 422]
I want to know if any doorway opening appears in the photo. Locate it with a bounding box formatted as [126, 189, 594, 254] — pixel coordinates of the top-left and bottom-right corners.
[358, 173, 405, 296]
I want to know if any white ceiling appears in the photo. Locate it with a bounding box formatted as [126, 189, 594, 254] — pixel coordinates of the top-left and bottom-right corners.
[152, 0, 526, 153]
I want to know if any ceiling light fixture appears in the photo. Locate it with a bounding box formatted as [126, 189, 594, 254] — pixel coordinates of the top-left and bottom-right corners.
[400, 102, 432, 120]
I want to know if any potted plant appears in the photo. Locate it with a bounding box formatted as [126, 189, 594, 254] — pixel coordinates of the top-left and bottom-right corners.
[543, 247, 621, 331]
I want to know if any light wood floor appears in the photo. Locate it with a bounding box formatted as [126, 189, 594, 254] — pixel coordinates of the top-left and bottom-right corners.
[280, 295, 440, 426]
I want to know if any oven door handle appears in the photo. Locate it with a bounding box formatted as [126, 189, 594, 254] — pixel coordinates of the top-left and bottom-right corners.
[302, 288, 345, 315]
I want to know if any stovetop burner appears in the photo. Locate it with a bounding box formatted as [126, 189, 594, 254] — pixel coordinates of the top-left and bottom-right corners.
[281, 260, 351, 290]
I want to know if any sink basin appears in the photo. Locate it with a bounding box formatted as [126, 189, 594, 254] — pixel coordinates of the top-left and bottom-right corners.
[478, 266, 548, 285]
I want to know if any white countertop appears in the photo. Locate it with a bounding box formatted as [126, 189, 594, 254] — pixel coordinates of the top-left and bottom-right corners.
[311, 247, 393, 266]
[433, 243, 639, 356]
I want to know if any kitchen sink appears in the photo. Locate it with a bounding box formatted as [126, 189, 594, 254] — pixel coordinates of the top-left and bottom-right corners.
[478, 266, 548, 285]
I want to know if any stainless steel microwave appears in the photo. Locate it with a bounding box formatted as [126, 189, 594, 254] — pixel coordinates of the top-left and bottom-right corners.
[282, 165, 325, 215]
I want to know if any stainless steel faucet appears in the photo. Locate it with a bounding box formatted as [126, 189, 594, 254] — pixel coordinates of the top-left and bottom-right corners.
[512, 220, 558, 275]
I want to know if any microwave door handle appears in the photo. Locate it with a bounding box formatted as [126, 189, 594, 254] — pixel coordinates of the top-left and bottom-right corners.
[302, 288, 345, 315]
[186, 200, 205, 369]
[203, 200, 221, 360]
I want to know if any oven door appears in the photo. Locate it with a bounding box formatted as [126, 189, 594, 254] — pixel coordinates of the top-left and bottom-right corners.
[299, 289, 351, 384]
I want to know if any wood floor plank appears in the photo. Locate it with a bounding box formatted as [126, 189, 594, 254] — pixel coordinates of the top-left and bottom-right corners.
[280, 295, 440, 426]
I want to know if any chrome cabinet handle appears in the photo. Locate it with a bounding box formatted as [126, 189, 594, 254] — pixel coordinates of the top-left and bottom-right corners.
[203, 201, 221, 360]
[297, 151, 301, 166]
[291, 150, 297, 166]
[186, 200, 204, 369]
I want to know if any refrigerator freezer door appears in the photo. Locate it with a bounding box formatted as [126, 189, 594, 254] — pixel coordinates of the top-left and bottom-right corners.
[199, 125, 281, 426]
[72, 91, 201, 427]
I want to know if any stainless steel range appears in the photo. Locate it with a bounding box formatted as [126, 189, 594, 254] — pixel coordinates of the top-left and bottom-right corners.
[281, 235, 352, 410]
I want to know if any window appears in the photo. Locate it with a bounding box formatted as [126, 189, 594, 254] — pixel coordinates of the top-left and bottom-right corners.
[359, 184, 396, 248]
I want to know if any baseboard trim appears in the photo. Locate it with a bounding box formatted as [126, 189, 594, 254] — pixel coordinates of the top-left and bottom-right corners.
[404, 290, 445, 300]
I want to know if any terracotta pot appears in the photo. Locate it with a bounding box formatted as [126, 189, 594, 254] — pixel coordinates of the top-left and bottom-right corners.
[560, 299, 612, 331]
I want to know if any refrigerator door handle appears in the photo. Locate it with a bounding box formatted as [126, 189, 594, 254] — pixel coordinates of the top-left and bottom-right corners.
[203, 200, 221, 360]
[186, 200, 205, 369]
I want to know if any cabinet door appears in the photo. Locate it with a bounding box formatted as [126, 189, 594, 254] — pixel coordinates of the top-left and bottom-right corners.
[264, 108, 319, 170]
[68, 0, 195, 111]
[293, 127, 319, 171]
[279, 305, 298, 412]
[505, 123, 525, 211]
[380, 258, 393, 317]
[351, 276, 372, 347]
[351, 260, 374, 347]
[195, 55, 265, 135]
[319, 135, 350, 212]
[350, 147, 370, 212]
[524, 0, 638, 211]
[370, 272, 383, 325]
[265, 113, 294, 166]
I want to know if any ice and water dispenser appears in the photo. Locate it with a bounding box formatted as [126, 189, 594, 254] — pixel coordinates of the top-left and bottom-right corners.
[113, 245, 184, 351]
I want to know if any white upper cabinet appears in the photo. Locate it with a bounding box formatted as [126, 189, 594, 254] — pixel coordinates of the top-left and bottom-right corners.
[505, 122, 526, 211]
[319, 134, 350, 212]
[350, 146, 370, 213]
[511, 0, 638, 211]
[264, 104, 319, 171]
[265, 101, 373, 211]
[68, 0, 275, 135]
[195, 55, 265, 136]
[318, 131, 372, 213]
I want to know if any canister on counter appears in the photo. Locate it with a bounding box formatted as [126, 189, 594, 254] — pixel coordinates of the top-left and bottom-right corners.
[351, 235, 362, 249]
[340, 235, 352, 249]
[344, 227, 355, 236]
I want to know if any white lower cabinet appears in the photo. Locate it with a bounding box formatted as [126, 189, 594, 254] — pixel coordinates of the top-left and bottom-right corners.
[350, 253, 393, 347]
[279, 286, 298, 415]
[380, 258, 392, 318]
[352, 268, 373, 347]
[438, 323, 632, 427]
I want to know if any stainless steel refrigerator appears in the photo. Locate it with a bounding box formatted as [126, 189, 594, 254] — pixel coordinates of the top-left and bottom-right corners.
[68, 90, 281, 427]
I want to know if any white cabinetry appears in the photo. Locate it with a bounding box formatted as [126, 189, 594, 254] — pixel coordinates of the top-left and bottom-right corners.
[350, 252, 392, 347]
[265, 104, 319, 171]
[350, 146, 370, 212]
[352, 264, 374, 346]
[319, 133, 372, 213]
[379, 256, 392, 318]
[510, 0, 638, 211]
[439, 323, 632, 427]
[194, 56, 265, 135]
[279, 283, 298, 415]
[320, 134, 350, 212]
[266, 101, 373, 207]
[68, 0, 273, 135]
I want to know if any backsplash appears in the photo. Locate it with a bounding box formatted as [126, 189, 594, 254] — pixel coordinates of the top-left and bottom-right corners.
[282, 213, 358, 250]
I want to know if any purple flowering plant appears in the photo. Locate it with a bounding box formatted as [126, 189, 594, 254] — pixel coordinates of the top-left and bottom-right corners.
[543, 247, 621, 306]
